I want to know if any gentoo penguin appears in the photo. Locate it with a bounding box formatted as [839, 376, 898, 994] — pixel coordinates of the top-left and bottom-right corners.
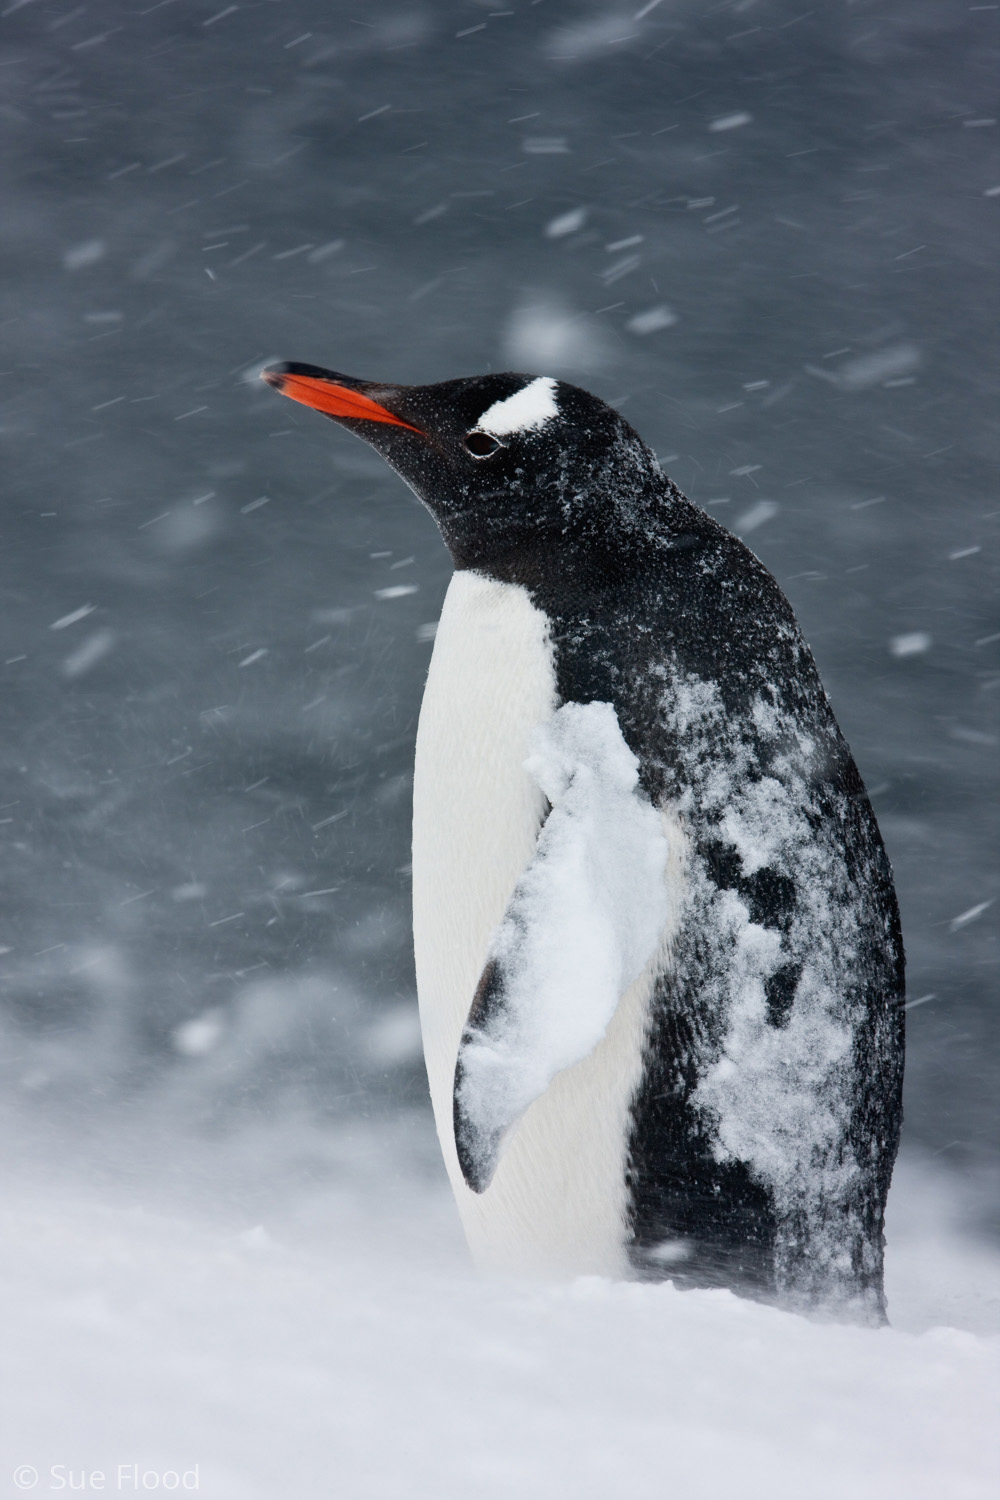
[262, 362, 905, 1320]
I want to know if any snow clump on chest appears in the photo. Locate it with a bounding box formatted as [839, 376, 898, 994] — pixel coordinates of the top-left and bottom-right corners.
[457, 699, 671, 1150]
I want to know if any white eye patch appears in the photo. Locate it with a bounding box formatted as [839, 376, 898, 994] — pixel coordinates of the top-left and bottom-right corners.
[477, 376, 559, 437]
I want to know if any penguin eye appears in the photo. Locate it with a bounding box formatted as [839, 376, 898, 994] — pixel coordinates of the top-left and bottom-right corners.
[464, 430, 503, 458]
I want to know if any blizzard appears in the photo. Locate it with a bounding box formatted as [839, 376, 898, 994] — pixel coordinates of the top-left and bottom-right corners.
[1, 0, 995, 1494]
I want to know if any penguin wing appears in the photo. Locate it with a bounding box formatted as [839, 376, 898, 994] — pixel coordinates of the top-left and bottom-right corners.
[453, 700, 671, 1193]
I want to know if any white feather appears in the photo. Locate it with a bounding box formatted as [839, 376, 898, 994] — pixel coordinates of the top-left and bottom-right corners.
[477, 376, 559, 437]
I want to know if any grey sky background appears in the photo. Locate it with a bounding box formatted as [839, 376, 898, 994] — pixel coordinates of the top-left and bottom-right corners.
[0, 0, 996, 1206]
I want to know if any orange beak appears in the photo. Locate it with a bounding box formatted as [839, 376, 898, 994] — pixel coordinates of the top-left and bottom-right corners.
[260, 367, 423, 434]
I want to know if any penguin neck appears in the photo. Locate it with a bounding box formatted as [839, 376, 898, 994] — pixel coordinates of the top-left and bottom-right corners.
[446, 533, 642, 596]
[439, 473, 680, 596]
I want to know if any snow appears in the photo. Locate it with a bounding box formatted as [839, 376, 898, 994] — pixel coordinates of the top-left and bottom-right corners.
[62, 239, 106, 271]
[374, 584, 420, 600]
[948, 901, 993, 933]
[0, 1114, 996, 1500]
[890, 632, 932, 657]
[708, 112, 753, 133]
[455, 702, 670, 1180]
[807, 344, 922, 392]
[49, 605, 97, 631]
[626, 305, 678, 335]
[61, 628, 116, 680]
[477, 377, 560, 437]
[544, 207, 587, 238]
[695, 886, 854, 1197]
[502, 297, 612, 375]
[662, 670, 889, 1309]
[734, 499, 779, 534]
[521, 137, 571, 157]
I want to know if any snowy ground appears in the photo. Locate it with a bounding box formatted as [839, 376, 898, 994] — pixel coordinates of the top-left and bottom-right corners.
[1, 1113, 996, 1500]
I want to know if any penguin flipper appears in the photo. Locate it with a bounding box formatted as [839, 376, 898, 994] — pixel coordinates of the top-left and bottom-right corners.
[452, 700, 671, 1193]
[453, 957, 509, 1193]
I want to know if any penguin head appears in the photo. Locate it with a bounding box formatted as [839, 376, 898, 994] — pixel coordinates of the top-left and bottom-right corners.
[261, 363, 665, 581]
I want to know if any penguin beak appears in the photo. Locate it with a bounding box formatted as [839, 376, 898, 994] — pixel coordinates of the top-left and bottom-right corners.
[260, 362, 424, 435]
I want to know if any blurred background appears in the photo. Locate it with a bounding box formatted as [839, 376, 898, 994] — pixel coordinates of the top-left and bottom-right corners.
[0, 0, 996, 1219]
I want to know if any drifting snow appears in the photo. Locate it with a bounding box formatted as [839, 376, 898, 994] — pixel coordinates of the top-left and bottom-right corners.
[806, 343, 922, 392]
[0, 1118, 996, 1500]
[890, 631, 932, 657]
[544, 207, 587, 238]
[709, 111, 753, 132]
[627, 304, 678, 335]
[455, 702, 669, 1179]
[734, 499, 779, 534]
[501, 295, 613, 375]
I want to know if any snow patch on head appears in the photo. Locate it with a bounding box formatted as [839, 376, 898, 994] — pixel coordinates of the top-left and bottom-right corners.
[477, 376, 559, 437]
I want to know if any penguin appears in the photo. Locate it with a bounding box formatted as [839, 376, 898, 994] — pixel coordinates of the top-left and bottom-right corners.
[262, 361, 905, 1321]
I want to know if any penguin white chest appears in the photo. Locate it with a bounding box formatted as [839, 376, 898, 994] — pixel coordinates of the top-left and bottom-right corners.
[412, 569, 554, 1130]
[412, 569, 657, 1277]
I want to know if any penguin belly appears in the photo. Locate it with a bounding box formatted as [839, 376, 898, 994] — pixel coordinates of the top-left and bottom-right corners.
[412, 569, 664, 1277]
